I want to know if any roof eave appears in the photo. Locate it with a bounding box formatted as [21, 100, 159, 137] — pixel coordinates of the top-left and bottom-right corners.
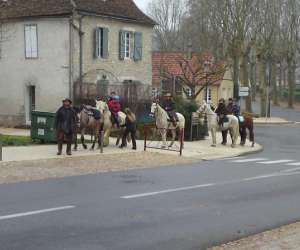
[77, 9, 156, 27]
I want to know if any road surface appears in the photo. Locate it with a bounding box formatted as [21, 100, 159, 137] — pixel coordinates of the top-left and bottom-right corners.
[1, 125, 300, 250]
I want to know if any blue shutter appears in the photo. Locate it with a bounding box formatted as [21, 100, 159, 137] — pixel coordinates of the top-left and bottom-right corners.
[119, 30, 125, 60]
[134, 32, 143, 61]
[102, 28, 109, 59]
[94, 28, 100, 58]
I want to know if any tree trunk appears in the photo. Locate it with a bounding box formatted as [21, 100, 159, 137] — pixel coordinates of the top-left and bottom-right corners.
[287, 57, 295, 108]
[241, 54, 252, 112]
[233, 55, 240, 100]
[278, 62, 283, 101]
[258, 59, 267, 116]
[250, 59, 257, 102]
[271, 60, 278, 105]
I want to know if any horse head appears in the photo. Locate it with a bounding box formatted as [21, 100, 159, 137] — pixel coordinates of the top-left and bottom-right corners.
[95, 100, 108, 114]
[150, 102, 159, 117]
[197, 101, 209, 115]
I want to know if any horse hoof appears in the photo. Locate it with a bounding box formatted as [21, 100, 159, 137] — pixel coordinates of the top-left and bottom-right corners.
[83, 145, 87, 150]
[251, 143, 255, 148]
[73, 148, 78, 151]
[211, 144, 217, 147]
[231, 145, 236, 148]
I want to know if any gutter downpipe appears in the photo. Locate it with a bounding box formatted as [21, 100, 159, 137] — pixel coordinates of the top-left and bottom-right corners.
[79, 15, 84, 96]
[69, 15, 74, 100]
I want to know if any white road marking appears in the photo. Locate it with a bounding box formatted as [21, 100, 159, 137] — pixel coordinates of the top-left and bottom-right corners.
[121, 184, 215, 199]
[231, 158, 268, 163]
[0, 206, 75, 221]
[121, 172, 300, 199]
[257, 160, 295, 164]
[281, 167, 300, 173]
[286, 162, 300, 166]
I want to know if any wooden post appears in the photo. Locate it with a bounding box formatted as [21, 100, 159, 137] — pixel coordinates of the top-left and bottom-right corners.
[179, 129, 184, 156]
[144, 125, 147, 151]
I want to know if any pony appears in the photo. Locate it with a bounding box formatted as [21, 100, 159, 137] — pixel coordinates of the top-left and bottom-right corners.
[238, 115, 255, 147]
[95, 100, 127, 147]
[73, 105, 102, 151]
[197, 101, 239, 148]
[150, 102, 185, 148]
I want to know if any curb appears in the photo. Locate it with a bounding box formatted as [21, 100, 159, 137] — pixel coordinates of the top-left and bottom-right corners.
[254, 121, 295, 125]
[201, 144, 264, 161]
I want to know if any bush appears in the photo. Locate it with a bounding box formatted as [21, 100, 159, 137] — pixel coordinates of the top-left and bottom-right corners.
[0, 135, 35, 146]
[173, 97, 207, 140]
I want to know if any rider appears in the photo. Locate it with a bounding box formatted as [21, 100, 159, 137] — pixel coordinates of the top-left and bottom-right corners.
[215, 98, 228, 127]
[227, 98, 240, 117]
[161, 93, 177, 126]
[215, 98, 228, 146]
[108, 92, 121, 128]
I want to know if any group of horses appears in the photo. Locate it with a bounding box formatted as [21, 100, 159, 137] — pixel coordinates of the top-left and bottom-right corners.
[72, 100, 254, 151]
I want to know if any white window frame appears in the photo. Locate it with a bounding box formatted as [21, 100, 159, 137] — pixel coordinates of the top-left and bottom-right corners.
[96, 28, 104, 58]
[24, 24, 38, 59]
[124, 31, 131, 59]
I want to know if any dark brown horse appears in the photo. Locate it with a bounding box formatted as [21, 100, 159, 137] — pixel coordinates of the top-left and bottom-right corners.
[222, 115, 255, 147]
[239, 116, 255, 147]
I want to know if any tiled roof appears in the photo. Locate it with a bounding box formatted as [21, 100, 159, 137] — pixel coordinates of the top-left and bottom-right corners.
[152, 52, 226, 86]
[0, 0, 155, 25]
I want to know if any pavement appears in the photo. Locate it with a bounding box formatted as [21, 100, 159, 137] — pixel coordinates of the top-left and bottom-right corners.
[1, 125, 300, 249]
[0, 132, 262, 162]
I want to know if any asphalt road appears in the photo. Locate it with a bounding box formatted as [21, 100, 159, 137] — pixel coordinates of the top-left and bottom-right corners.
[1, 125, 300, 250]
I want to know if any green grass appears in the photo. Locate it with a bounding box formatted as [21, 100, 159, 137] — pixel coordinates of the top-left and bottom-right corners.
[0, 135, 37, 146]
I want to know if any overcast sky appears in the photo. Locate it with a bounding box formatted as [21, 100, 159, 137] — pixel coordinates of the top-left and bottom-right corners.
[134, 0, 151, 12]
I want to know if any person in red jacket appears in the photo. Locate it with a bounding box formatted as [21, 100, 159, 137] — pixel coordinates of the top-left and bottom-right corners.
[108, 94, 121, 127]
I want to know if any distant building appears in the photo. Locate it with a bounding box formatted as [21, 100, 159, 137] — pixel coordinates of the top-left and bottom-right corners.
[0, 0, 155, 126]
[152, 52, 234, 105]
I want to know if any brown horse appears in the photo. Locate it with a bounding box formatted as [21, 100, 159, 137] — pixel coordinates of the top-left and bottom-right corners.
[239, 115, 255, 147]
[73, 105, 102, 150]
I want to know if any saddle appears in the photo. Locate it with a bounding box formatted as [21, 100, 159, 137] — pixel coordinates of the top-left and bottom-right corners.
[83, 105, 101, 120]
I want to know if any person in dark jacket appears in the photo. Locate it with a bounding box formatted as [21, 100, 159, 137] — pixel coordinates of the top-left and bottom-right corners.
[215, 98, 228, 126]
[215, 98, 228, 145]
[162, 93, 177, 126]
[55, 98, 77, 155]
[227, 98, 240, 117]
[119, 108, 137, 150]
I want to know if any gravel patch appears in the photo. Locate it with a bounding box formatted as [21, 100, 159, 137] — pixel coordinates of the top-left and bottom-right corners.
[209, 221, 300, 250]
[0, 152, 197, 184]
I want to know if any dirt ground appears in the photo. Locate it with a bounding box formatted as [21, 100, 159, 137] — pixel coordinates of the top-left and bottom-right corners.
[0, 152, 197, 185]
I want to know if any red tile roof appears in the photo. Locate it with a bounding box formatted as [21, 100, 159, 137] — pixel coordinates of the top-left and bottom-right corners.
[152, 52, 226, 87]
[0, 0, 156, 26]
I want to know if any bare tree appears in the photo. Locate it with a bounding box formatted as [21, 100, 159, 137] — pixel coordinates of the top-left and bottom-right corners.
[147, 0, 187, 51]
[161, 54, 227, 100]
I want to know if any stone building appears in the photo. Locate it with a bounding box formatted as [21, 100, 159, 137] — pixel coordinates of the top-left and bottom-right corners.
[0, 0, 155, 126]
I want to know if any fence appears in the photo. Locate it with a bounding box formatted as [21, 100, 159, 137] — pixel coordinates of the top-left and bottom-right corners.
[143, 124, 184, 156]
[74, 80, 152, 119]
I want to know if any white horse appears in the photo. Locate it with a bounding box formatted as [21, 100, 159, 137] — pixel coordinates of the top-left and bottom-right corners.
[95, 100, 127, 146]
[197, 101, 239, 148]
[150, 102, 185, 148]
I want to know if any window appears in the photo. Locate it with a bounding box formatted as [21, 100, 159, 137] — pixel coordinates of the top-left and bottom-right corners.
[204, 88, 212, 103]
[120, 31, 143, 61]
[25, 24, 38, 58]
[124, 32, 131, 59]
[94, 27, 109, 59]
[152, 87, 159, 99]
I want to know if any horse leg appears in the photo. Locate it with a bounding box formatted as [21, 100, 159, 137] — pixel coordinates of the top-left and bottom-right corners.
[73, 132, 78, 151]
[161, 129, 167, 148]
[81, 128, 87, 150]
[240, 127, 246, 146]
[211, 128, 217, 147]
[169, 129, 176, 148]
[231, 125, 239, 148]
[249, 124, 255, 147]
